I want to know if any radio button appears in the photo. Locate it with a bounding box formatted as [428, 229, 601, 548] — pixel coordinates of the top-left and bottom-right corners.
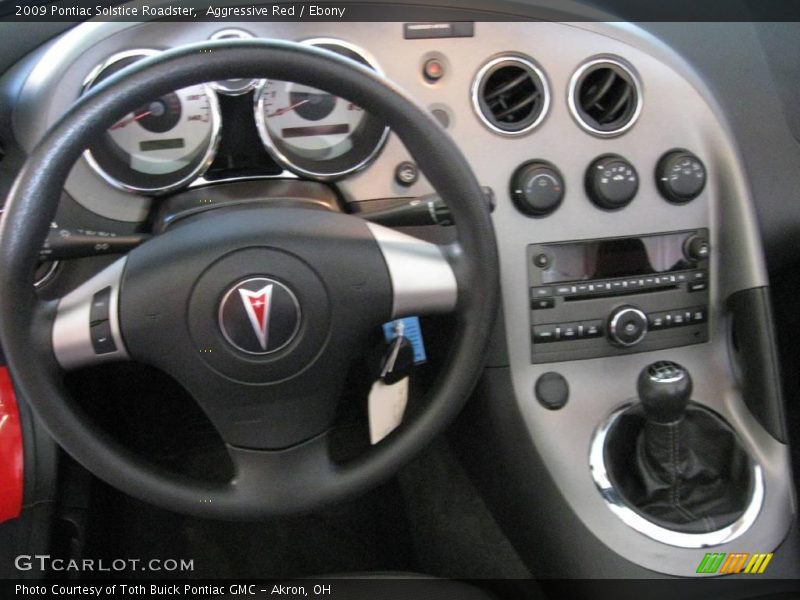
[530, 286, 553, 298]
[531, 297, 555, 310]
[692, 307, 707, 323]
[555, 285, 573, 296]
[689, 282, 707, 292]
[648, 312, 667, 329]
[608, 306, 648, 347]
[532, 324, 558, 344]
[561, 322, 580, 340]
[583, 320, 604, 338]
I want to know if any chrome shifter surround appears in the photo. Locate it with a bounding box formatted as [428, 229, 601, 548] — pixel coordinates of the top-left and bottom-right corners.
[589, 403, 764, 548]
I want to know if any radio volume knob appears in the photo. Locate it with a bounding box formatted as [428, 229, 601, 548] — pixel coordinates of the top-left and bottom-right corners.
[608, 306, 648, 347]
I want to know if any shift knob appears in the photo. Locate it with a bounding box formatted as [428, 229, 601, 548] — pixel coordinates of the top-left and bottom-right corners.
[637, 361, 692, 424]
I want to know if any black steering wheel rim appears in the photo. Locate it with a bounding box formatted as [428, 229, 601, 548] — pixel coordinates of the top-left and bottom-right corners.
[0, 39, 499, 518]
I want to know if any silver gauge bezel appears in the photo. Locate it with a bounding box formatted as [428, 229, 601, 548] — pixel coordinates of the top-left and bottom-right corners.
[470, 54, 551, 137]
[253, 38, 390, 181]
[568, 56, 643, 138]
[208, 29, 261, 95]
[82, 48, 222, 196]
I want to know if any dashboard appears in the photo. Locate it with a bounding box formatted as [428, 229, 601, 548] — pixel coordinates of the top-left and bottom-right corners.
[1, 18, 796, 579]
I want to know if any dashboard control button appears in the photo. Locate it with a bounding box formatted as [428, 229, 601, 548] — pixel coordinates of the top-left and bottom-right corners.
[395, 161, 419, 186]
[649, 312, 667, 329]
[535, 372, 569, 410]
[511, 161, 565, 217]
[692, 307, 707, 323]
[90, 321, 116, 355]
[608, 305, 648, 347]
[531, 297, 555, 310]
[423, 58, 445, 82]
[560, 322, 580, 340]
[684, 234, 711, 262]
[689, 282, 707, 292]
[656, 149, 706, 203]
[554, 285, 572, 296]
[530, 286, 553, 298]
[533, 252, 551, 269]
[585, 154, 639, 210]
[90, 287, 112, 325]
[583, 320, 604, 338]
[532, 324, 558, 344]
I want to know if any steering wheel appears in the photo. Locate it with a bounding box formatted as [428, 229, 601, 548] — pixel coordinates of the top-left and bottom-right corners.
[0, 40, 498, 519]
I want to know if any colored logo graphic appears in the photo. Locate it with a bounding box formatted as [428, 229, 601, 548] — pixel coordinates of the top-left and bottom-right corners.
[696, 552, 773, 574]
[218, 277, 301, 355]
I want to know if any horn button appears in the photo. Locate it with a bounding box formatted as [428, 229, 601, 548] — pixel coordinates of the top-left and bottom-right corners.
[189, 247, 330, 383]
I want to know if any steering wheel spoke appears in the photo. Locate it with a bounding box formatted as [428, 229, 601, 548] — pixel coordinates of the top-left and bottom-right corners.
[366, 222, 459, 318]
[52, 256, 130, 370]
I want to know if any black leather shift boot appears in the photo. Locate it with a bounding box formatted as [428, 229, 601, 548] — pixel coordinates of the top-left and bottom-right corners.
[604, 404, 753, 533]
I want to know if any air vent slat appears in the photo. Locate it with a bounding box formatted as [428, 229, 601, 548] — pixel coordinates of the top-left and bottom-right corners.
[582, 70, 617, 109]
[473, 57, 548, 135]
[600, 85, 633, 124]
[571, 60, 640, 136]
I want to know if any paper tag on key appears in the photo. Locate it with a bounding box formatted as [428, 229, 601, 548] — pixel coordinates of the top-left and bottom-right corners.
[368, 377, 409, 445]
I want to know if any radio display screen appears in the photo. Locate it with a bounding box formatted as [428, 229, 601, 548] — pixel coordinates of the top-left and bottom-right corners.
[541, 232, 694, 284]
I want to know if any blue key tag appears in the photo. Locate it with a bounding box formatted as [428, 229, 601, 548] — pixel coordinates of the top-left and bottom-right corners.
[382, 317, 427, 364]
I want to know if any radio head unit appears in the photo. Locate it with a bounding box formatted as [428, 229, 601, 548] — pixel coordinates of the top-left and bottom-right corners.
[528, 230, 709, 363]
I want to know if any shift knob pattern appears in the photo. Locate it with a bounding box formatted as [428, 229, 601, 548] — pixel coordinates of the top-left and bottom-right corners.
[637, 360, 692, 424]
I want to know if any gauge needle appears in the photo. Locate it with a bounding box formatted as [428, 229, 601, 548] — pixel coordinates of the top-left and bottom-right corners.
[266, 99, 310, 118]
[110, 109, 153, 130]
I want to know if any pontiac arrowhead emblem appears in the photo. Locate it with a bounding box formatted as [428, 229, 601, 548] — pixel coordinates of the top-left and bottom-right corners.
[238, 284, 273, 351]
[218, 277, 300, 355]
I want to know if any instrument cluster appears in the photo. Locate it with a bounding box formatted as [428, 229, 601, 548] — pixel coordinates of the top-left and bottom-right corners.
[81, 37, 388, 195]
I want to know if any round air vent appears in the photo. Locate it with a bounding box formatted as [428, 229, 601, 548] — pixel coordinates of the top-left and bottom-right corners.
[569, 58, 642, 137]
[472, 56, 549, 136]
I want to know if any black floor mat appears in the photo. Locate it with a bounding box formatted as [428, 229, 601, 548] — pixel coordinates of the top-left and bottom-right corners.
[83, 476, 416, 579]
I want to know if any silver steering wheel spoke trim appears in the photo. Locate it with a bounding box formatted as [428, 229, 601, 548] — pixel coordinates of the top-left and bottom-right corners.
[52, 257, 129, 370]
[366, 222, 458, 318]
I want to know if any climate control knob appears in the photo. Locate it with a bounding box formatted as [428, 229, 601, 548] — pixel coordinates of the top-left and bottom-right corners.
[585, 154, 639, 210]
[608, 305, 648, 347]
[656, 150, 706, 204]
[510, 160, 565, 217]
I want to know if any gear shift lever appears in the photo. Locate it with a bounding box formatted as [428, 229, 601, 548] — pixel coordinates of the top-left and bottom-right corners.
[599, 359, 752, 533]
[637, 361, 691, 425]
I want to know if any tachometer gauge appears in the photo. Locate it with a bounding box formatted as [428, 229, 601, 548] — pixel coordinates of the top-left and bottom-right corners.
[254, 39, 389, 180]
[83, 50, 221, 195]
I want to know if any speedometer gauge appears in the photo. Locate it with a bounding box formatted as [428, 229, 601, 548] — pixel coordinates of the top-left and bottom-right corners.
[254, 39, 389, 180]
[83, 50, 221, 195]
